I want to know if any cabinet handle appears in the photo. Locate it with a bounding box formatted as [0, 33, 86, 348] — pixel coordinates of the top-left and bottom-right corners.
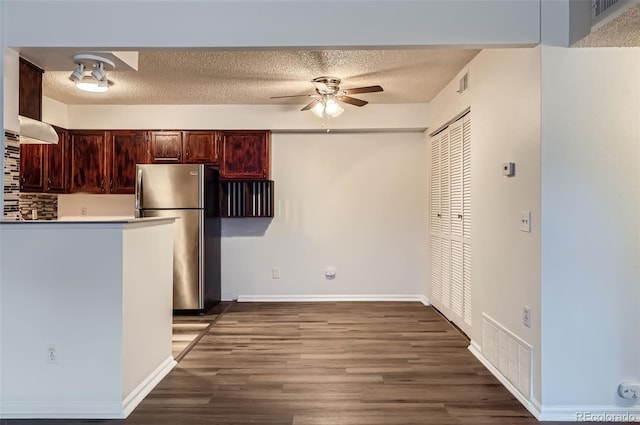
[263, 168, 266, 177]
[47, 178, 51, 191]
[178, 152, 182, 161]
[186, 151, 190, 160]
[110, 179, 113, 191]
[436, 213, 442, 218]
[457, 214, 463, 219]
[100, 180, 105, 192]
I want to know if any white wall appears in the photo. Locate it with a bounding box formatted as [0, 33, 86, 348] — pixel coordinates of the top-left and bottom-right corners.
[540, 46, 640, 414]
[427, 46, 542, 401]
[4, 1, 540, 49]
[222, 131, 426, 300]
[61, 103, 428, 132]
[0, 225, 124, 415]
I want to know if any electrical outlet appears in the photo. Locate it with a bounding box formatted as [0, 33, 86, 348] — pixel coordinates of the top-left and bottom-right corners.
[523, 306, 532, 328]
[325, 266, 336, 279]
[47, 345, 57, 364]
[81, 207, 88, 216]
[32, 209, 38, 220]
[271, 267, 280, 279]
[619, 383, 640, 399]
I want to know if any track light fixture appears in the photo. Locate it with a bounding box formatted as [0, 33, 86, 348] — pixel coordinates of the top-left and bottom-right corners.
[69, 63, 85, 82]
[69, 53, 115, 93]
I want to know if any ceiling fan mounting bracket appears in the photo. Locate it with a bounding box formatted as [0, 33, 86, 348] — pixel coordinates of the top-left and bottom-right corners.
[312, 76, 342, 95]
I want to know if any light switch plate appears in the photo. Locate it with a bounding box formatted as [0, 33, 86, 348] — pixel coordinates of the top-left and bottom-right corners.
[520, 211, 531, 232]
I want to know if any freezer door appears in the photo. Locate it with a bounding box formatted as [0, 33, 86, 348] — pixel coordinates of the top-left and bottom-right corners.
[136, 164, 204, 209]
[141, 209, 204, 310]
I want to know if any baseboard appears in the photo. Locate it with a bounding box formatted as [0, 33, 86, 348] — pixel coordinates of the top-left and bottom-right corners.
[537, 405, 640, 422]
[468, 342, 541, 420]
[0, 356, 177, 419]
[419, 295, 431, 306]
[237, 294, 424, 302]
[0, 402, 124, 419]
[122, 355, 177, 418]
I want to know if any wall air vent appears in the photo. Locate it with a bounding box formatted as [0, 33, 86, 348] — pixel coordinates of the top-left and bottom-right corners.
[457, 72, 469, 94]
[593, 0, 624, 18]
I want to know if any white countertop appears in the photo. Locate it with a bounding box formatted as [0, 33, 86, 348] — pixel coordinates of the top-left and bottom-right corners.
[0, 216, 176, 227]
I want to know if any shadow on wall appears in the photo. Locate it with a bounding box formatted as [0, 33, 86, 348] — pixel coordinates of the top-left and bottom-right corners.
[221, 218, 272, 237]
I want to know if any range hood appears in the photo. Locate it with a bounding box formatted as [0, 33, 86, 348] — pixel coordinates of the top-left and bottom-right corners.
[19, 115, 58, 144]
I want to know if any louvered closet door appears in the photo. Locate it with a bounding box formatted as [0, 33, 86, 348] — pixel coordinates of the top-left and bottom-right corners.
[462, 115, 472, 327]
[439, 131, 451, 311]
[448, 119, 464, 323]
[428, 113, 472, 336]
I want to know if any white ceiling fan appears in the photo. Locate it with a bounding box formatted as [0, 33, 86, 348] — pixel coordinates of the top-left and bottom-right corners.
[271, 76, 383, 115]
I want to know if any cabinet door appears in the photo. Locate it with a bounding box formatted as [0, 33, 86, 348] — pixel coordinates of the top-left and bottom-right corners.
[45, 129, 68, 193]
[69, 131, 107, 193]
[183, 131, 218, 164]
[110, 131, 149, 194]
[19, 144, 45, 192]
[220, 130, 270, 179]
[151, 131, 183, 163]
[19, 58, 43, 120]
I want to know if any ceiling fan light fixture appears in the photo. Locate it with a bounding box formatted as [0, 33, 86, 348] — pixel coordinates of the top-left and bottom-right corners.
[311, 101, 325, 117]
[324, 99, 344, 117]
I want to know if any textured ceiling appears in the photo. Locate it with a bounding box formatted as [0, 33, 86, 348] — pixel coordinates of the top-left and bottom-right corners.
[41, 49, 480, 106]
[574, 2, 640, 47]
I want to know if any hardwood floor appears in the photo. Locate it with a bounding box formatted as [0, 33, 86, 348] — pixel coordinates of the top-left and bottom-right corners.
[1, 302, 613, 424]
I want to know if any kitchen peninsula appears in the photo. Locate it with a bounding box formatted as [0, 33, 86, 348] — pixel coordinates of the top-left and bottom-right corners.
[0, 217, 176, 419]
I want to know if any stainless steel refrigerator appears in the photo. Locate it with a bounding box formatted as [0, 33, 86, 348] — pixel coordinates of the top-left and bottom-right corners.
[135, 164, 220, 311]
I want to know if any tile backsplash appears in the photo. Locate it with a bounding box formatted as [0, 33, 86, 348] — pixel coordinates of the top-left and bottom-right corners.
[19, 193, 58, 220]
[3, 132, 20, 220]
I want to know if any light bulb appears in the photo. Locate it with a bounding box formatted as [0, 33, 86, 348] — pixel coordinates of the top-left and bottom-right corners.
[76, 76, 108, 93]
[324, 99, 344, 117]
[311, 101, 325, 117]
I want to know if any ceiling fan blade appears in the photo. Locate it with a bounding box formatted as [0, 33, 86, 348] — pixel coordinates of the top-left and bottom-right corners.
[270, 94, 316, 99]
[301, 99, 321, 111]
[342, 85, 383, 95]
[339, 96, 368, 107]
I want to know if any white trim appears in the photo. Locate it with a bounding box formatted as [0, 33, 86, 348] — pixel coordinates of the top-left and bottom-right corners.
[0, 402, 125, 419]
[236, 294, 424, 302]
[121, 356, 177, 418]
[0, 356, 176, 419]
[419, 295, 431, 306]
[538, 405, 640, 422]
[468, 342, 541, 420]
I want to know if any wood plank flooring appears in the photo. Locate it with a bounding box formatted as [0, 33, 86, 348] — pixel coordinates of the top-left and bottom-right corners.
[2, 302, 612, 424]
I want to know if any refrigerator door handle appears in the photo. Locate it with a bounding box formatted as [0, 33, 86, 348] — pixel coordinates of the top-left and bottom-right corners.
[135, 168, 143, 210]
[198, 210, 205, 309]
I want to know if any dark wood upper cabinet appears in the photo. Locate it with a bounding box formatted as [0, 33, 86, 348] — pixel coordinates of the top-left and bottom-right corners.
[151, 131, 183, 163]
[19, 144, 45, 192]
[45, 128, 68, 193]
[183, 131, 218, 164]
[19, 58, 43, 120]
[69, 131, 108, 193]
[109, 131, 149, 194]
[220, 130, 271, 179]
